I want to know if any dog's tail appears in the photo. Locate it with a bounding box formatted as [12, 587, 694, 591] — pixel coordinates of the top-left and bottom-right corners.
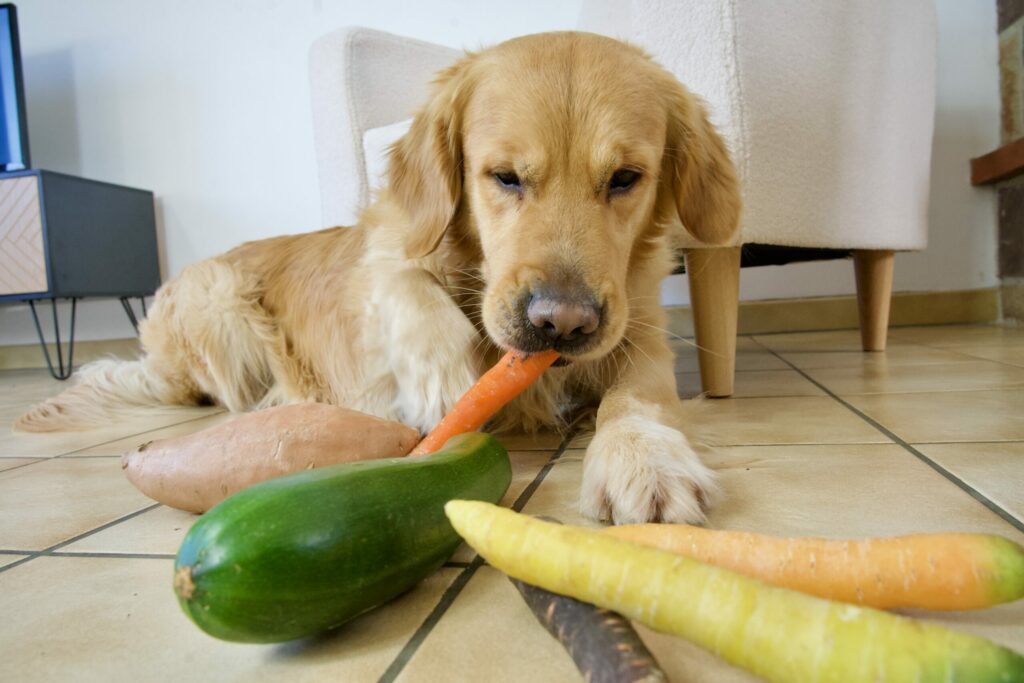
[13, 358, 185, 432]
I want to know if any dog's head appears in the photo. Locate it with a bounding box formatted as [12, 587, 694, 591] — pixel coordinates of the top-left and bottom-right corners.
[388, 32, 740, 362]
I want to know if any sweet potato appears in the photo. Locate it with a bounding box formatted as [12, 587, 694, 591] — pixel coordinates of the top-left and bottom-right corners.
[121, 403, 419, 512]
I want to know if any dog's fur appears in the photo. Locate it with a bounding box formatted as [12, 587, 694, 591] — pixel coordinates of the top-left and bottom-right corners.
[16, 32, 740, 524]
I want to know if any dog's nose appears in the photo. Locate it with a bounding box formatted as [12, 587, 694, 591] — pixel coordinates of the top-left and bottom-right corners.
[527, 292, 601, 343]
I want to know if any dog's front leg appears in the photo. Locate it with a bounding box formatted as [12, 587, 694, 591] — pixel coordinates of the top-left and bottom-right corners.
[580, 333, 718, 524]
[376, 267, 482, 434]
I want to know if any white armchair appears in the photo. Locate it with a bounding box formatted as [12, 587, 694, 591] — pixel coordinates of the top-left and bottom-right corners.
[578, 0, 938, 396]
[309, 2, 937, 397]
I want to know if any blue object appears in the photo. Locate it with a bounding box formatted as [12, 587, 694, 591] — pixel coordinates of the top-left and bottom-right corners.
[0, 3, 29, 171]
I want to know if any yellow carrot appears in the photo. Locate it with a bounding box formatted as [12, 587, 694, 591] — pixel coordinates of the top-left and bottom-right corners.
[602, 524, 1024, 611]
[445, 500, 1024, 683]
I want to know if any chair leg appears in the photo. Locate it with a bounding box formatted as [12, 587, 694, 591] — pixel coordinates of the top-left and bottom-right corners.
[853, 250, 895, 352]
[685, 247, 741, 397]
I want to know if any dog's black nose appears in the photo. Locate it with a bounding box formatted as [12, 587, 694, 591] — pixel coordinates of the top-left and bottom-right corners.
[527, 291, 601, 344]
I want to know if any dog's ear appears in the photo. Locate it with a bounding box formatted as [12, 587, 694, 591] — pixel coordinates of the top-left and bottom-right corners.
[661, 84, 741, 246]
[388, 58, 475, 259]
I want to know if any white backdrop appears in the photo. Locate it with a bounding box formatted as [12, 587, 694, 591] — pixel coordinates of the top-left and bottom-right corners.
[0, 0, 1000, 344]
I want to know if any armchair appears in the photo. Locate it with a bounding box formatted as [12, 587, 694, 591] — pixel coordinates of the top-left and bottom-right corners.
[310, 2, 937, 397]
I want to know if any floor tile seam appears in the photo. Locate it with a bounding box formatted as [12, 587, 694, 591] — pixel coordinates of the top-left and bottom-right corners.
[907, 439, 1024, 446]
[43, 551, 177, 559]
[54, 411, 229, 458]
[778, 352, 1024, 367]
[375, 430, 576, 683]
[0, 503, 166, 576]
[829, 384, 1024, 399]
[751, 339, 1024, 535]
[0, 458, 47, 474]
[703, 440, 895, 448]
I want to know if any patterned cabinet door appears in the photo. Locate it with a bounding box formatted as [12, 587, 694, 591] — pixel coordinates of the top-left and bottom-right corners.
[0, 176, 48, 296]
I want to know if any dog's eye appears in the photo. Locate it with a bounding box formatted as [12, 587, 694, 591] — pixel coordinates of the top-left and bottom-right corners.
[609, 169, 640, 194]
[493, 170, 522, 191]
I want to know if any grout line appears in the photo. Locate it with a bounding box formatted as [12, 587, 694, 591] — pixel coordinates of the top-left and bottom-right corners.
[376, 557, 487, 683]
[41, 503, 164, 554]
[752, 340, 1024, 534]
[376, 430, 575, 683]
[0, 458, 47, 474]
[47, 551, 176, 560]
[0, 503, 163, 576]
[704, 441, 891, 448]
[0, 554, 36, 573]
[510, 437, 573, 513]
[54, 410, 228, 458]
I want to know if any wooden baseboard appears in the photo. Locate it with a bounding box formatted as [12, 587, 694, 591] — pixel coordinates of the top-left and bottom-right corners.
[0, 289, 1000, 370]
[667, 288, 1000, 337]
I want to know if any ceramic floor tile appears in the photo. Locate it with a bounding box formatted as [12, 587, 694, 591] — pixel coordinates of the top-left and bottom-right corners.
[778, 344, 978, 370]
[0, 457, 155, 550]
[695, 396, 888, 446]
[0, 407, 225, 457]
[673, 349, 791, 373]
[518, 451, 602, 528]
[0, 456, 41, 472]
[0, 556, 460, 683]
[703, 444, 1024, 540]
[393, 566, 582, 683]
[0, 368, 67, 409]
[913, 442, 1024, 523]
[69, 411, 234, 456]
[0, 554, 28, 569]
[752, 329, 883, 353]
[950, 344, 1024, 367]
[495, 430, 565, 451]
[669, 336, 766, 354]
[807, 360, 1024, 395]
[845, 389, 1024, 443]
[59, 504, 198, 555]
[678, 369, 824, 398]
[889, 324, 1024, 348]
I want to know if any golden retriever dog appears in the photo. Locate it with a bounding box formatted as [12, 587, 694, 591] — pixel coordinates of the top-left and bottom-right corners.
[17, 32, 740, 524]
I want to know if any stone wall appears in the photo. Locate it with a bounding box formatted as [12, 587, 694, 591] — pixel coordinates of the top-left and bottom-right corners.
[998, 0, 1024, 321]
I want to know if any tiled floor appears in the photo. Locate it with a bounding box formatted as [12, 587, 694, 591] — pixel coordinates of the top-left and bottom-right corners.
[1, 323, 1023, 682]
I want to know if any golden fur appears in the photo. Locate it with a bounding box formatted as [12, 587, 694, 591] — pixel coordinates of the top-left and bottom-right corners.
[17, 32, 740, 523]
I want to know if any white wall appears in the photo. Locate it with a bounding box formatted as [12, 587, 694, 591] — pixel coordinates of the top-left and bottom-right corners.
[0, 0, 1001, 345]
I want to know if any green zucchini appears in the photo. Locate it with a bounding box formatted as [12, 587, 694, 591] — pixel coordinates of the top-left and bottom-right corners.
[173, 432, 511, 642]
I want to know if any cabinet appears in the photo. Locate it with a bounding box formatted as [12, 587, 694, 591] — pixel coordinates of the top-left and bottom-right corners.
[0, 169, 160, 377]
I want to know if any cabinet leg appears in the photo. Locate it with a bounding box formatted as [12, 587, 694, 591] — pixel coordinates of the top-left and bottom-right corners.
[853, 250, 895, 352]
[120, 296, 148, 335]
[28, 297, 78, 380]
[685, 247, 741, 397]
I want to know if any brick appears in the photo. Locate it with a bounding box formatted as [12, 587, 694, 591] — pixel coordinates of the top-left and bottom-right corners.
[999, 0, 1024, 32]
[999, 25, 1024, 143]
[998, 182, 1024, 277]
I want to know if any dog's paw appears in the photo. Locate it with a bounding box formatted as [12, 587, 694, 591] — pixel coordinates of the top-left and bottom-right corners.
[580, 415, 719, 524]
[390, 321, 481, 434]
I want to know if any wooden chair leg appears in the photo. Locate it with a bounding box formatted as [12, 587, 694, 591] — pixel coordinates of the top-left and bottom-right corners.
[853, 249, 895, 352]
[685, 247, 741, 397]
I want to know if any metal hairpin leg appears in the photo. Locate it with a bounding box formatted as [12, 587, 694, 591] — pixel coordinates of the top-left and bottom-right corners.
[28, 297, 78, 381]
[119, 296, 147, 335]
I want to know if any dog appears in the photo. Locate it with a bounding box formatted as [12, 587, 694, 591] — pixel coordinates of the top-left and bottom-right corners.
[17, 32, 740, 524]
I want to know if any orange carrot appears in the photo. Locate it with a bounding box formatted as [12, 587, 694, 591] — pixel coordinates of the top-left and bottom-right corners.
[602, 524, 1024, 611]
[410, 349, 560, 455]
